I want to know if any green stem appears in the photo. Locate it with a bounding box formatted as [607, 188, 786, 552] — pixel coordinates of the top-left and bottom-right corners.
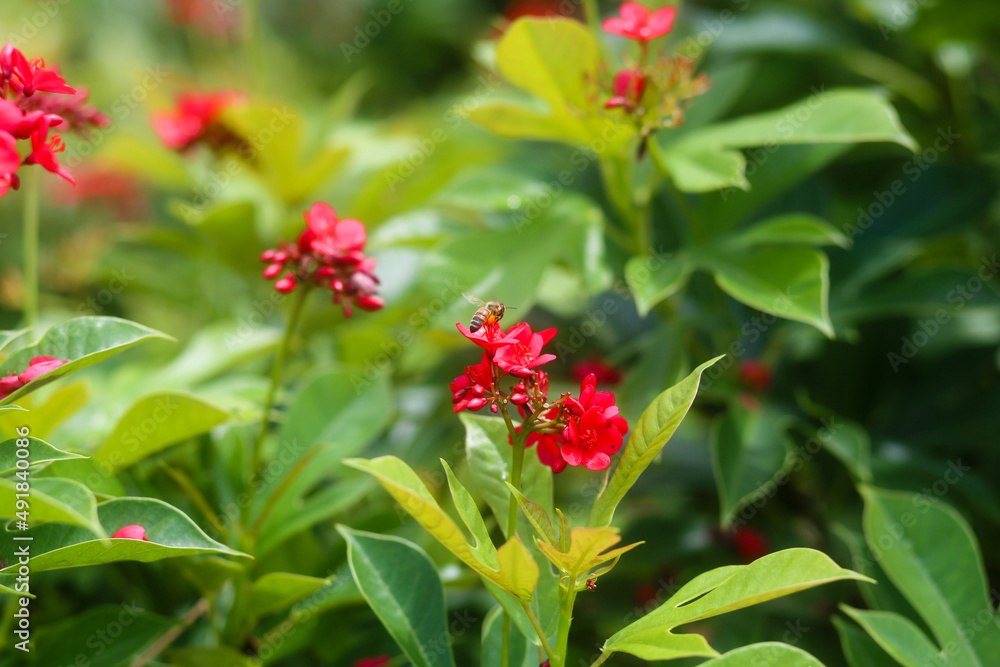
[589, 650, 613, 667]
[250, 286, 308, 486]
[554, 582, 579, 667]
[521, 600, 558, 664]
[22, 168, 40, 329]
[582, 0, 601, 35]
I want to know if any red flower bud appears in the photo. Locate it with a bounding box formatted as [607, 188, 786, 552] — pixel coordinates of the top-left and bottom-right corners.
[510, 393, 529, 405]
[466, 397, 487, 411]
[262, 263, 283, 279]
[112, 524, 149, 541]
[356, 295, 385, 311]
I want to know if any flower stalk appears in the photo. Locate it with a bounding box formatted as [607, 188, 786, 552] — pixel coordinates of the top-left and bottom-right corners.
[21, 167, 39, 328]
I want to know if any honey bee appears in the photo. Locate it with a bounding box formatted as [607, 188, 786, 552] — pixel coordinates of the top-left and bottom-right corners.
[465, 294, 507, 333]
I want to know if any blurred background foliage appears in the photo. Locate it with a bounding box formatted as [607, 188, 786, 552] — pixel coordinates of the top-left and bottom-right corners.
[0, 0, 998, 665]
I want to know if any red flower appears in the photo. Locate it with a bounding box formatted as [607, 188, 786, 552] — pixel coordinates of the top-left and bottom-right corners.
[605, 68, 647, 112]
[570, 358, 623, 385]
[299, 202, 367, 256]
[732, 527, 769, 563]
[456, 321, 523, 355]
[602, 2, 677, 42]
[560, 374, 628, 471]
[25, 116, 74, 185]
[739, 360, 772, 392]
[0, 356, 69, 401]
[112, 525, 150, 541]
[352, 657, 391, 667]
[151, 90, 244, 150]
[492, 324, 557, 378]
[260, 202, 383, 317]
[530, 431, 567, 473]
[451, 354, 494, 413]
[0, 44, 75, 97]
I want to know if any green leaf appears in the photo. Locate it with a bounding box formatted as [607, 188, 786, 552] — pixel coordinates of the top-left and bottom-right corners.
[0, 317, 172, 405]
[343, 456, 535, 601]
[443, 460, 499, 568]
[169, 646, 260, 667]
[711, 405, 797, 527]
[462, 414, 553, 537]
[0, 436, 85, 476]
[338, 527, 457, 667]
[703, 245, 833, 336]
[535, 527, 640, 577]
[495, 537, 539, 602]
[700, 643, 830, 666]
[859, 486, 1000, 663]
[255, 476, 373, 557]
[249, 572, 332, 618]
[482, 605, 536, 667]
[0, 497, 247, 573]
[253, 370, 392, 522]
[604, 548, 870, 659]
[655, 88, 916, 194]
[840, 606, 940, 667]
[626, 253, 694, 317]
[589, 357, 723, 528]
[34, 604, 179, 667]
[506, 482, 558, 546]
[92, 391, 230, 471]
[0, 477, 104, 536]
[733, 213, 850, 248]
[468, 18, 632, 149]
[834, 615, 901, 667]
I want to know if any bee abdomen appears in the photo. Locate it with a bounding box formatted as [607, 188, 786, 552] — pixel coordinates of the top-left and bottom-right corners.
[469, 311, 486, 332]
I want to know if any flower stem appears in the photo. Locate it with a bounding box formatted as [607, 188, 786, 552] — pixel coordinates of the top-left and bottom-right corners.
[22, 168, 40, 329]
[554, 582, 579, 667]
[521, 600, 558, 664]
[582, 0, 601, 35]
[250, 286, 308, 483]
[589, 650, 613, 667]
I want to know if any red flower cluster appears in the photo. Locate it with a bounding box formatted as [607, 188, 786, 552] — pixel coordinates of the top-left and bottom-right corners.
[261, 202, 384, 317]
[0, 43, 108, 197]
[112, 524, 150, 541]
[452, 320, 627, 472]
[739, 359, 772, 393]
[602, 2, 676, 42]
[151, 90, 245, 151]
[0, 356, 69, 401]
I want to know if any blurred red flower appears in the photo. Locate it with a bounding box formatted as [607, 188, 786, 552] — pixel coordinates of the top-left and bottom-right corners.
[570, 357, 623, 385]
[732, 527, 769, 563]
[151, 90, 245, 151]
[602, 2, 677, 42]
[352, 657, 391, 667]
[739, 359, 772, 392]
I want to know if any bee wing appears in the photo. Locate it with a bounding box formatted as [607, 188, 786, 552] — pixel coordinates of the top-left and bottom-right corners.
[463, 292, 487, 307]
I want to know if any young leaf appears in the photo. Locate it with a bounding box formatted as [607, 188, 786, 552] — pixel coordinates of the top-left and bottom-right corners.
[603, 548, 870, 661]
[589, 357, 723, 528]
[535, 527, 640, 577]
[732, 213, 850, 248]
[92, 391, 230, 471]
[495, 537, 539, 602]
[505, 482, 558, 546]
[0, 317, 172, 405]
[338, 527, 457, 667]
[626, 254, 694, 317]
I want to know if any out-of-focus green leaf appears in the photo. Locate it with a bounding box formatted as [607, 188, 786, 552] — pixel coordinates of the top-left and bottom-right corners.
[0, 497, 247, 573]
[482, 605, 536, 667]
[248, 572, 332, 618]
[92, 391, 230, 471]
[700, 643, 830, 666]
[0, 317, 172, 405]
[34, 604, 179, 667]
[0, 437, 85, 476]
[0, 477, 103, 536]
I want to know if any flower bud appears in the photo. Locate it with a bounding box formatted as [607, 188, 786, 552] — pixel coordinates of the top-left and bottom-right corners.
[510, 393, 529, 405]
[262, 262, 283, 279]
[274, 274, 297, 293]
[466, 397, 487, 411]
